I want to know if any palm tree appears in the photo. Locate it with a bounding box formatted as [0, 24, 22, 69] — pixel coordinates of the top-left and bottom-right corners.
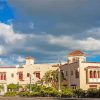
[42, 70, 59, 88]
[42, 70, 53, 87]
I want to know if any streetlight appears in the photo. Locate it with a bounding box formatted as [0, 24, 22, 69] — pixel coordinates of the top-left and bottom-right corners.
[16, 72, 19, 91]
[58, 67, 61, 92]
[29, 74, 32, 93]
[57, 55, 61, 92]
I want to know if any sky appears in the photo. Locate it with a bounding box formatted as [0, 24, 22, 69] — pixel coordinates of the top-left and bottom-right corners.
[0, 0, 100, 65]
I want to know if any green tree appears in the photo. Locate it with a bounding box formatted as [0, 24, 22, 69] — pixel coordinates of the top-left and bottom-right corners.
[42, 70, 59, 88]
[42, 70, 53, 86]
[7, 83, 17, 91]
[0, 85, 4, 92]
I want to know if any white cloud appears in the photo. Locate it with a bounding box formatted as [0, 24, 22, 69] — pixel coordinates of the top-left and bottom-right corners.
[48, 35, 100, 51]
[86, 27, 100, 35]
[0, 23, 26, 43]
[1, 22, 100, 53]
[1, 22, 100, 64]
[16, 56, 25, 63]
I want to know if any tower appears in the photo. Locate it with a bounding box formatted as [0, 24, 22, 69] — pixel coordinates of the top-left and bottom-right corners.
[25, 56, 34, 65]
[67, 50, 86, 63]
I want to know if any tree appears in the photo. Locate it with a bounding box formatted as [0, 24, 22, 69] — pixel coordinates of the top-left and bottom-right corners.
[42, 70, 59, 88]
[43, 69, 67, 89]
[42, 70, 53, 87]
[0, 85, 4, 92]
[7, 84, 17, 91]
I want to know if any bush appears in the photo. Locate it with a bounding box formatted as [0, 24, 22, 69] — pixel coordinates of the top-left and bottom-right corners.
[61, 89, 73, 98]
[7, 84, 17, 91]
[30, 92, 41, 97]
[18, 91, 30, 97]
[86, 89, 99, 98]
[73, 88, 86, 98]
[18, 85, 61, 97]
[40, 89, 61, 97]
[4, 91, 17, 96]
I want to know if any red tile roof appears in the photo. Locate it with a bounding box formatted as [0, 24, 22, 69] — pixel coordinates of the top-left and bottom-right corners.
[68, 50, 85, 56]
[26, 56, 33, 59]
[85, 66, 100, 69]
[0, 66, 16, 68]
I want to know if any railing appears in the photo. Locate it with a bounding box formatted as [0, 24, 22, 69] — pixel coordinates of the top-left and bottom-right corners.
[88, 78, 100, 83]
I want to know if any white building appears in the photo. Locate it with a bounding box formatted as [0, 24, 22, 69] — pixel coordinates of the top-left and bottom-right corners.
[60, 50, 100, 90]
[0, 56, 58, 94]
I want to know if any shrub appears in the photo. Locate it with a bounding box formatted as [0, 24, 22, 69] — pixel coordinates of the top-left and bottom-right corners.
[86, 89, 99, 98]
[30, 92, 41, 97]
[7, 84, 17, 91]
[73, 88, 86, 98]
[4, 91, 17, 96]
[61, 89, 73, 98]
[18, 91, 30, 97]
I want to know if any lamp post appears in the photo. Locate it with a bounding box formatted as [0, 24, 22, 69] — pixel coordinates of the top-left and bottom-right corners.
[58, 67, 61, 92]
[29, 74, 32, 93]
[68, 62, 71, 89]
[16, 72, 19, 91]
[58, 55, 61, 92]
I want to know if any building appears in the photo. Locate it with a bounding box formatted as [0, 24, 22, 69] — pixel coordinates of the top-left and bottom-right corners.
[0, 57, 58, 94]
[60, 50, 100, 90]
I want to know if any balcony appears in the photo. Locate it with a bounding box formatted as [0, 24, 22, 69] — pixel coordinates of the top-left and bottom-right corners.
[88, 78, 100, 83]
[0, 80, 7, 84]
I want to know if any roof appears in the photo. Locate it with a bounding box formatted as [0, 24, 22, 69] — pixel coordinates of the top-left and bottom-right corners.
[0, 66, 16, 68]
[26, 56, 33, 59]
[85, 66, 100, 69]
[68, 50, 85, 56]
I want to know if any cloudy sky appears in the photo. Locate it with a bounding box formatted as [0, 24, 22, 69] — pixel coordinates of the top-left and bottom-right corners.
[0, 0, 100, 65]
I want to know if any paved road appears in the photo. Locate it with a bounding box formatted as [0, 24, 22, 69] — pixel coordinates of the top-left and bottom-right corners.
[0, 97, 100, 100]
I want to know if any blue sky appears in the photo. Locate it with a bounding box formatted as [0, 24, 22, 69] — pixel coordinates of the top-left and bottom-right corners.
[0, 0, 100, 65]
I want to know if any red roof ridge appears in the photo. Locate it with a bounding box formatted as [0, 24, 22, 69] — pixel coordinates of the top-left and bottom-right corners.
[26, 56, 33, 59]
[68, 50, 85, 56]
[0, 66, 16, 68]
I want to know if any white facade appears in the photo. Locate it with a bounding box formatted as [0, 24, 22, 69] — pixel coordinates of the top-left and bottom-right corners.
[60, 50, 100, 90]
[0, 57, 58, 94]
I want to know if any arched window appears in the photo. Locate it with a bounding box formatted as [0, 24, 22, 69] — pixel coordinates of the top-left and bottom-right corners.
[4, 74, 6, 80]
[1, 74, 3, 80]
[75, 70, 79, 78]
[73, 58, 76, 62]
[90, 70, 93, 78]
[97, 71, 100, 78]
[94, 71, 97, 78]
[18, 72, 23, 80]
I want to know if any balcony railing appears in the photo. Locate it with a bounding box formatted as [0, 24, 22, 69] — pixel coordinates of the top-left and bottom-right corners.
[88, 78, 100, 83]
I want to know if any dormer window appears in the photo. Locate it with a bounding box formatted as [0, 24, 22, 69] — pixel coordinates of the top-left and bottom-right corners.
[73, 58, 76, 62]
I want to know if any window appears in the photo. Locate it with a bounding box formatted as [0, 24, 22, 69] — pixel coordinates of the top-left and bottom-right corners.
[94, 71, 97, 78]
[90, 71, 93, 78]
[4, 74, 6, 80]
[66, 71, 68, 76]
[1, 74, 3, 80]
[97, 71, 100, 78]
[60, 70, 65, 80]
[75, 70, 79, 78]
[0, 72, 6, 80]
[36, 73, 40, 79]
[18, 72, 23, 80]
[27, 73, 30, 77]
[11, 73, 14, 78]
[71, 71, 73, 76]
[73, 58, 76, 62]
